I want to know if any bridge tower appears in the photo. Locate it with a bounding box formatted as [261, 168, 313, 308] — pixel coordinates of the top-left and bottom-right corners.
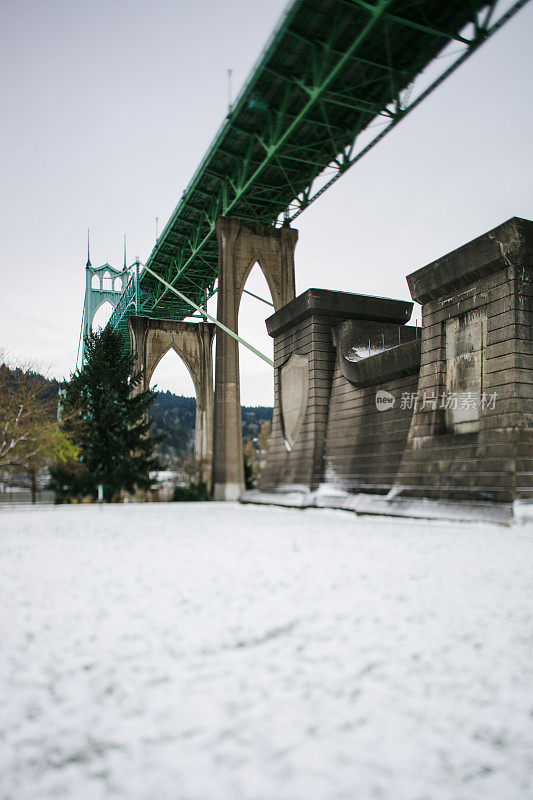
[82, 244, 130, 363]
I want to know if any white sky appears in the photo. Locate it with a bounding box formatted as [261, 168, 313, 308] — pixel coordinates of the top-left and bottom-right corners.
[1, 0, 532, 405]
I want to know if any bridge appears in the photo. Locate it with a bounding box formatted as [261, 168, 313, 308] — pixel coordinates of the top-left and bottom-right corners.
[81, 0, 531, 503]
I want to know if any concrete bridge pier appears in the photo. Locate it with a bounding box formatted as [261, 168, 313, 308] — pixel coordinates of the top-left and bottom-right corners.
[213, 217, 297, 500]
[128, 317, 215, 491]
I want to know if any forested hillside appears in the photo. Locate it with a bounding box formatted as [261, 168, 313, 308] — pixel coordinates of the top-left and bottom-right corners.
[150, 391, 272, 466]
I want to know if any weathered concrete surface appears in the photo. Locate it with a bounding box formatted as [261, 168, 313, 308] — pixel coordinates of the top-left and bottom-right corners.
[213, 218, 297, 501]
[256, 217, 533, 506]
[336, 327, 420, 387]
[266, 288, 412, 336]
[129, 317, 215, 490]
[324, 333, 420, 492]
[259, 289, 416, 492]
[395, 217, 533, 502]
[443, 310, 487, 434]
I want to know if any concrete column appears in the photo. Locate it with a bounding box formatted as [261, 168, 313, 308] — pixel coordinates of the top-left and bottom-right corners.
[193, 324, 215, 490]
[128, 316, 215, 491]
[212, 217, 297, 501]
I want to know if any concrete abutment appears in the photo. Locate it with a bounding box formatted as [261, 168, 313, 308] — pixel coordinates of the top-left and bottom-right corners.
[255, 217, 533, 509]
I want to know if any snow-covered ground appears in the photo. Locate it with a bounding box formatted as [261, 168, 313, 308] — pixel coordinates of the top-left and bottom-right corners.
[1, 503, 532, 800]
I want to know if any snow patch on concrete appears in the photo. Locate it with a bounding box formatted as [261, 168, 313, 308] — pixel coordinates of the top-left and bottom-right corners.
[243, 488, 516, 524]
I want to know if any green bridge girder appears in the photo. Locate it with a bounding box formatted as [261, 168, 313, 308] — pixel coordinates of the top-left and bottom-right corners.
[108, 0, 528, 337]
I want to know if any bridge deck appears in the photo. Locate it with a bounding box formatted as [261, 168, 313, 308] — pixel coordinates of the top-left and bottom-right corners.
[108, 0, 527, 336]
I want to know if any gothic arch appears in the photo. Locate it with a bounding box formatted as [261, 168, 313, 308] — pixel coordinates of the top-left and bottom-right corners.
[147, 343, 200, 399]
[236, 255, 277, 313]
[217, 220, 297, 315]
[128, 317, 215, 490]
[91, 299, 114, 331]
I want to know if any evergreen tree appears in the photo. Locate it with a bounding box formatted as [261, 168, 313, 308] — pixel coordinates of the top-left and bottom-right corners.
[57, 326, 160, 501]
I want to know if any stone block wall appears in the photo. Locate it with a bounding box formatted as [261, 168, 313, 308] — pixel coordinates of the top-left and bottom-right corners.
[258, 217, 533, 505]
[258, 290, 414, 491]
[395, 217, 533, 502]
[324, 333, 420, 492]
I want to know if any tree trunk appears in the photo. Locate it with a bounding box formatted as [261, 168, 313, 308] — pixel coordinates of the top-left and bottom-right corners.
[30, 470, 37, 504]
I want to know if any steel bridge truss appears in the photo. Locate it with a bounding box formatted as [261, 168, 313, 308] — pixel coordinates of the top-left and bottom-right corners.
[107, 0, 528, 339]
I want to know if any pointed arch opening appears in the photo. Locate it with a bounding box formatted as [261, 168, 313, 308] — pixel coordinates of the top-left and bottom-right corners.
[102, 271, 112, 290]
[91, 274, 100, 290]
[91, 300, 114, 332]
[114, 277, 123, 292]
[149, 347, 197, 467]
[237, 262, 274, 486]
[237, 261, 274, 407]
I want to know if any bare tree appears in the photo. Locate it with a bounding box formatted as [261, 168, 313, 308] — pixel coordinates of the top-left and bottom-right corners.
[0, 354, 77, 501]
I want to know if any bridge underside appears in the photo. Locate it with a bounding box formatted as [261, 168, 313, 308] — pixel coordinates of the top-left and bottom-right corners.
[108, 0, 526, 340]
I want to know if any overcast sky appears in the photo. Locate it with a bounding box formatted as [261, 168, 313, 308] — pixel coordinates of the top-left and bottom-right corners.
[1, 0, 532, 405]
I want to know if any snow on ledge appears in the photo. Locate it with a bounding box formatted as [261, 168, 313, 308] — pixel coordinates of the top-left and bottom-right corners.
[241, 488, 529, 526]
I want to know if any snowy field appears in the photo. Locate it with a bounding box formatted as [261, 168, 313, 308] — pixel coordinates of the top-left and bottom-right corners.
[1, 503, 532, 800]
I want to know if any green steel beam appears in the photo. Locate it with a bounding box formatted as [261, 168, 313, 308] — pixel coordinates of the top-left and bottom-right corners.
[345, 0, 472, 42]
[242, 288, 275, 307]
[143, 264, 274, 367]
